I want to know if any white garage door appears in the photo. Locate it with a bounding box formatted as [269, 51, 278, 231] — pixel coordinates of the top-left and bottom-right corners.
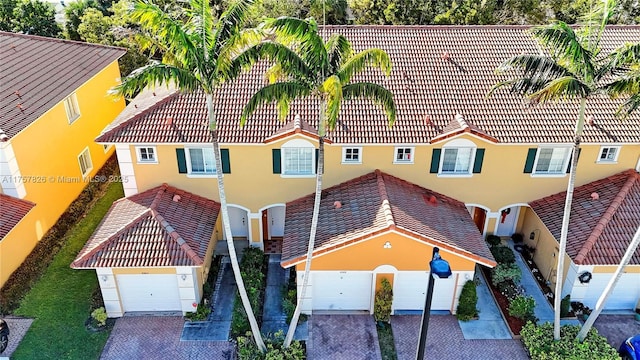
[583, 273, 640, 310]
[117, 274, 181, 312]
[312, 272, 372, 311]
[393, 272, 456, 311]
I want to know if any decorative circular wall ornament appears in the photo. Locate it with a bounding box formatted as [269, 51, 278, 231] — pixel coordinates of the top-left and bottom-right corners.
[578, 271, 592, 284]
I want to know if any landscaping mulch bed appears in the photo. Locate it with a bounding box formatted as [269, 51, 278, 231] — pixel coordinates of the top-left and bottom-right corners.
[481, 267, 526, 336]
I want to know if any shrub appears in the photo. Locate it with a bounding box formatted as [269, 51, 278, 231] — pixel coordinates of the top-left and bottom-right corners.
[497, 280, 523, 301]
[456, 280, 478, 321]
[486, 235, 502, 247]
[491, 263, 521, 286]
[490, 245, 515, 264]
[374, 278, 393, 323]
[511, 233, 524, 243]
[185, 303, 211, 322]
[520, 322, 619, 360]
[91, 307, 107, 327]
[282, 288, 296, 323]
[509, 295, 535, 322]
[231, 247, 267, 337]
[560, 295, 571, 318]
[237, 330, 305, 359]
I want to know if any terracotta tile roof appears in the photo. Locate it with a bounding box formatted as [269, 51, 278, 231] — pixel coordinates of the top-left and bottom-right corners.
[430, 114, 498, 143]
[263, 114, 323, 143]
[529, 169, 640, 266]
[281, 170, 495, 267]
[0, 194, 35, 239]
[97, 26, 640, 145]
[72, 184, 220, 269]
[0, 31, 125, 139]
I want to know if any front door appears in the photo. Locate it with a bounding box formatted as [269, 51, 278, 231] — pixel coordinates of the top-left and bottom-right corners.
[472, 207, 486, 233]
[269, 206, 285, 237]
[228, 207, 249, 239]
[495, 206, 518, 236]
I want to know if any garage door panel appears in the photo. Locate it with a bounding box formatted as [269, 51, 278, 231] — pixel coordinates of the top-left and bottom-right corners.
[118, 274, 181, 312]
[394, 272, 455, 311]
[583, 273, 640, 310]
[312, 272, 372, 311]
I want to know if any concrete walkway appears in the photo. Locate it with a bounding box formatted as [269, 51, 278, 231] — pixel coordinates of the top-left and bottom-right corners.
[508, 241, 580, 326]
[261, 254, 308, 340]
[181, 257, 235, 340]
[457, 269, 512, 339]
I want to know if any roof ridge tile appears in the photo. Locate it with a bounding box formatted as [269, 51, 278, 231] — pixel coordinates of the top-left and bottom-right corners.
[375, 169, 396, 228]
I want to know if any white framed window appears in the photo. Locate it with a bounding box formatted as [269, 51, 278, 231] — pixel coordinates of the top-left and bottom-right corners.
[597, 146, 620, 163]
[64, 93, 81, 124]
[186, 147, 216, 175]
[136, 146, 157, 163]
[78, 147, 93, 177]
[394, 147, 414, 164]
[534, 147, 571, 175]
[342, 147, 362, 164]
[281, 139, 315, 177]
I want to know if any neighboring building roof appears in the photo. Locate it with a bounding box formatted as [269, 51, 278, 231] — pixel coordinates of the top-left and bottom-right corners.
[97, 25, 640, 145]
[0, 31, 126, 139]
[0, 193, 35, 240]
[72, 184, 220, 269]
[529, 169, 640, 266]
[281, 170, 496, 267]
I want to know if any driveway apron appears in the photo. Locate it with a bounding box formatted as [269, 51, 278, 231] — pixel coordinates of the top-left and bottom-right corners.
[392, 315, 529, 360]
[308, 315, 381, 360]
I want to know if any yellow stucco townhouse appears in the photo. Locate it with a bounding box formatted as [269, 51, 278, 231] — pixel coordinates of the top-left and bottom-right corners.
[73, 25, 640, 317]
[0, 32, 125, 286]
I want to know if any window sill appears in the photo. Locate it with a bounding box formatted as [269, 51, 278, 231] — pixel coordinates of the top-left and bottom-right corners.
[341, 161, 362, 165]
[530, 173, 568, 178]
[393, 161, 414, 165]
[280, 174, 315, 178]
[437, 173, 473, 178]
[187, 173, 218, 178]
[68, 115, 81, 124]
[596, 161, 618, 164]
[137, 160, 158, 165]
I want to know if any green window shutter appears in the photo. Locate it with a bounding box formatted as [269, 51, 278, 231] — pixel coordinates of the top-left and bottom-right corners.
[472, 148, 485, 173]
[176, 148, 187, 174]
[221, 148, 231, 174]
[429, 149, 441, 173]
[315, 149, 319, 173]
[566, 148, 581, 173]
[272, 149, 281, 174]
[523, 148, 537, 174]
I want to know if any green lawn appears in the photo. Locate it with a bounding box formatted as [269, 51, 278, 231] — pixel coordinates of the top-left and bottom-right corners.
[12, 181, 124, 360]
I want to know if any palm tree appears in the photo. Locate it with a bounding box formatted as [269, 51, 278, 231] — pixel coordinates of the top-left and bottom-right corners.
[112, 0, 266, 351]
[488, 0, 624, 340]
[576, 225, 640, 341]
[239, 17, 396, 347]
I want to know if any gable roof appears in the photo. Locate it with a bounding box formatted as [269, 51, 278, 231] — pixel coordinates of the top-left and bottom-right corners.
[0, 194, 35, 240]
[0, 31, 125, 139]
[72, 184, 220, 269]
[430, 114, 499, 144]
[529, 169, 640, 266]
[97, 25, 640, 145]
[281, 170, 496, 267]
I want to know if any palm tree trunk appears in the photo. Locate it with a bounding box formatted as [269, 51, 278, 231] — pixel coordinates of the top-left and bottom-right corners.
[553, 97, 587, 340]
[207, 94, 266, 352]
[576, 225, 640, 342]
[284, 106, 326, 347]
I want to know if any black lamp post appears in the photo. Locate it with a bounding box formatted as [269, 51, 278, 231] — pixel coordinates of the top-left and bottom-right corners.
[415, 247, 452, 360]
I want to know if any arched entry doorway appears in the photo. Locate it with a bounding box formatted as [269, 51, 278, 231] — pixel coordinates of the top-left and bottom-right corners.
[495, 205, 521, 236]
[226, 205, 250, 241]
[466, 205, 489, 235]
[261, 205, 286, 253]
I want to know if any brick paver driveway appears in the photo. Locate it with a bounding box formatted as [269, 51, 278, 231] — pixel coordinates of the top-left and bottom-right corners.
[100, 316, 235, 360]
[391, 315, 529, 360]
[308, 315, 381, 360]
[593, 314, 640, 349]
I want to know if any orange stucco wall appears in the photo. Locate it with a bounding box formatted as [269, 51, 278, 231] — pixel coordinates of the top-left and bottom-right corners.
[295, 232, 477, 272]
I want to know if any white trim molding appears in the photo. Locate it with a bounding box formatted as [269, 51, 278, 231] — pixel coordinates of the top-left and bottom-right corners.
[0, 140, 27, 198]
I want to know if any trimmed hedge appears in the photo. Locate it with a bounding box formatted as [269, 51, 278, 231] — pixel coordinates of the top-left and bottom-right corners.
[237, 330, 305, 359]
[0, 156, 119, 314]
[374, 278, 393, 323]
[521, 322, 619, 360]
[491, 262, 522, 286]
[486, 235, 502, 247]
[456, 280, 478, 321]
[490, 245, 516, 264]
[231, 247, 267, 337]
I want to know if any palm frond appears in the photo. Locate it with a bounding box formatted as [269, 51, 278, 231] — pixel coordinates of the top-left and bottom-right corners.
[132, 1, 198, 67]
[186, 0, 215, 57]
[605, 70, 640, 97]
[342, 82, 396, 126]
[615, 93, 640, 119]
[252, 42, 313, 82]
[338, 48, 391, 84]
[326, 34, 352, 73]
[322, 75, 344, 130]
[217, 28, 266, 81]
[531, 22, 595, 82]
[607, 42, 640, 70]
[529, 76, 591, 103]
[264, 17, 327, 74]
[240, 81, 311, 126]
[493, 55, 577, 96]
[212, 0, 254, 58]
[110, 62, 200, 98]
